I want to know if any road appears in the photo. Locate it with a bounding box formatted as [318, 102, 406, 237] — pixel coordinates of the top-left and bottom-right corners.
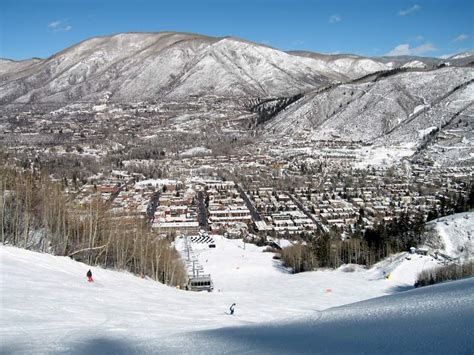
[146, 191, 161, 224]
[106, 178, 135, 207]
[197, 191, 210, 231]
[286, 193, 327, 233]
[236, 184, 262, 222]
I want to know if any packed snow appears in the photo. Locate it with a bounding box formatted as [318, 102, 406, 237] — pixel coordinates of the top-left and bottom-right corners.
[193, 278, 474, 354]
[3, 225, 471, 354]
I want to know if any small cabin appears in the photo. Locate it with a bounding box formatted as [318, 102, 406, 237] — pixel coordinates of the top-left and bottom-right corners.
[186, 275, 214, 292]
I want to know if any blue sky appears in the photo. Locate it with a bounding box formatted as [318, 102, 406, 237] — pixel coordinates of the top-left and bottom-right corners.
[1, 0, 472, 60]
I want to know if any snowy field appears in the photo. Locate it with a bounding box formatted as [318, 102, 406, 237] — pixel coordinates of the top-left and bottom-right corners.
[1, 214, 473, 354]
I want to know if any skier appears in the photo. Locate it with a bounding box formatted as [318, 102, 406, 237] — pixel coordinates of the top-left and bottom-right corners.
[229, 303, 236, 315]
[87, 269, 93, 282]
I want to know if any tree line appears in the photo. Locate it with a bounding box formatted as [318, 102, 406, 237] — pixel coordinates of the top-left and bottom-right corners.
[280, 211, 428, 272]
[0, 163, 186, 286]
[415, 261, 473, 288]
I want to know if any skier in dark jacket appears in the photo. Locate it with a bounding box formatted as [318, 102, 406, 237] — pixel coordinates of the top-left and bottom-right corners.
[229, 303, 236, 315]
[87, 269, 93, 282]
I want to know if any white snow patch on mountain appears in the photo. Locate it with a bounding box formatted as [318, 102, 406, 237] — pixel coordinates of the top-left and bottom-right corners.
[354, 144, 416, 168]
[423, 212, 474, 262]
[181, 146, 212, 157]
[402, 60, 427, 69]
[412, 104, 430, 116]
[418, 126, 437, 139]
[449, 52, 474, 60]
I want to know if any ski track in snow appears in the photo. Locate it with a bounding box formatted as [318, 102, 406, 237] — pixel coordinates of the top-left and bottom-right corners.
[1, 215, 473, 354]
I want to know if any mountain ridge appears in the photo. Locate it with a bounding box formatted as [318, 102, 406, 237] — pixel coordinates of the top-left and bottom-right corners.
[2, 31, 471, 105]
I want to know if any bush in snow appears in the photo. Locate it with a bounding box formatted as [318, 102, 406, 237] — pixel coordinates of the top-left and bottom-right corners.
[415, 261, 474, 288]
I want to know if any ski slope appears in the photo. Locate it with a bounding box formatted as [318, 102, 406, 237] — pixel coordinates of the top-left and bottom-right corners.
[193, 278, 474, 354]
[1, 233, 472, 354]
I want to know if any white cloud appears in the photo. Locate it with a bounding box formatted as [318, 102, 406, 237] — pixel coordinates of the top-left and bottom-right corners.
[454, 34, 469, 42]
[47, 20, 72, 32]
[398, 4, 421, 16]
[48, 21, 61, 29]
[385, 43, 437, 56]
[329, 14, 341, 24]
[386, 44, 411, 56]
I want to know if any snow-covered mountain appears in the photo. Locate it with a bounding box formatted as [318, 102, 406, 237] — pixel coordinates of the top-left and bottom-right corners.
[1, 32, 472, 165]
[0, 58, 42, 76]
[264, 65, 474, 163]
[287, 51, 390, 81]
[2, 32, 471, 105]
[0, 32, 337, 104]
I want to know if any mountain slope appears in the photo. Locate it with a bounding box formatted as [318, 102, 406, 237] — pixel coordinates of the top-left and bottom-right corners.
[1, 242, 472, 354]
[5, 32, 467, 105]
[0, 32, 343, 104]
[0, 226, 455, 355]
[265, 66, 474, 149]
[194, 278, 474, 354]
[288, 51, 390, 81]
[423, 212, 474, 262]
[0, 58, 42, 76]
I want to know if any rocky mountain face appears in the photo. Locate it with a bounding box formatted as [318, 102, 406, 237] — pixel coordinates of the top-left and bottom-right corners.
[263, 66, 473, 165]
[0, 32, 473, 164]
[265, 67, 473, 141]
[3, 31, 468, 105]
[0, 32, 335, 104]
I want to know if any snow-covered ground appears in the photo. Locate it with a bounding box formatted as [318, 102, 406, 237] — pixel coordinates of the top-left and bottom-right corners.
[192, 278, 474, 354]
[354, 144, 416, 168]
[180, 146, 212, 157]
[1, 224, 472, 353]
[135, 178, 178, 188]
[423, 212, 474, 262]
